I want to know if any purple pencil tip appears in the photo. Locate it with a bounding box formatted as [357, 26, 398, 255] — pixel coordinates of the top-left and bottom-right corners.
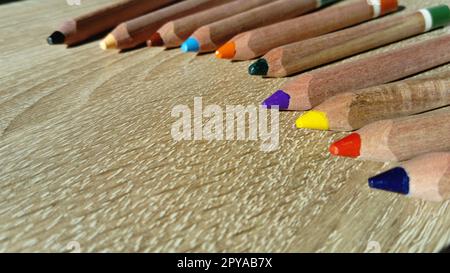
[262, 90, 290, 110]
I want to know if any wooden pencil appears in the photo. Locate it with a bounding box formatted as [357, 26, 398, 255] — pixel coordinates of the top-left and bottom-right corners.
[149, 0, 274, 48]
[100, 0, 231, 50]
[262, 34, 450, 111]
[253, 4, 450, 77]
[295, 72, 450, 131]
[181, 0, 337, 53]
[217, 0, 399, 60]
[48, 0, 179, 46]
[329, 108, 450, 162]
[368, 152, 450, 202]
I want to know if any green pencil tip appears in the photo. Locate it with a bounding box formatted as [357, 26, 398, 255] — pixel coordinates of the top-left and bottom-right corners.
[248, 59, 268, 76]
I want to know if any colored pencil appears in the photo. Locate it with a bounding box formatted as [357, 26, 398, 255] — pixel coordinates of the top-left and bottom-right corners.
[295, 72, 450, 131]
[217, 0, 398, 61]
[48, 0, 179, 46]
[329, 108, 450, 162]
[181, 0, 337, 53]
[252, 4, 450, 77]
[369, 152, 450, 202]
[100, 0, 230, 50]
[148, 0, 274, 48]
[262, 34, 450, 111]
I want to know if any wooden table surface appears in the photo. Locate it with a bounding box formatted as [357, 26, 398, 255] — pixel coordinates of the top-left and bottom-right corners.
[1, 0, 450, 253]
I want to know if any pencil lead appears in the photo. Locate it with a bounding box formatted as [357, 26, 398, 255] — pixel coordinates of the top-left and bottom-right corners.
[368, 167, 410, 195]
[262, 90, 290, 110]
[100, 34, 117, 50]
[215, 42, 235, 59]
[329, 133, 361, 158]
[248, 59, 268, 76]
[181, 37, 199, 52]
[295, 111, 329, 130]
[147, 32, 163, 47]
[47, 31, 65, 45]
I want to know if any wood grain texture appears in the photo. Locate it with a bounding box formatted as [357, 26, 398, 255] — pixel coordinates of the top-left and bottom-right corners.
[0, 0, 450, 253]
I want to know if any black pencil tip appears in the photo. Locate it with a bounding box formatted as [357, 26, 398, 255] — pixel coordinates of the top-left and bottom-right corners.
[47, 31, 65, 45]
[249, 59, 268, 76]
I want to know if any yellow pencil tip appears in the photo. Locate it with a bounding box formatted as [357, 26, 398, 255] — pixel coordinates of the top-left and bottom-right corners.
[100, 34, 117, 50]
[295, 110, 329, 130]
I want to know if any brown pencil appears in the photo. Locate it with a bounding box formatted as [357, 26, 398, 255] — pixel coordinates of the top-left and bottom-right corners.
[263, 34, 450, 111]
[295, 72, 450, 131]
[101, 0, 231, 50]
[217, 0, 399, 60]
[255, 4, 450, 77]
[48, 0, 179, 46]
[368, 152, 450, 202]
[329, 107, 450, 162]
[149, 0, 274, 48]
[181, 0, 336, 53]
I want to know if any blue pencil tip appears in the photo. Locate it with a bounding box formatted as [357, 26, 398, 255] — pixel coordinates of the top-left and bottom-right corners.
[262, 90, 290, 110]
[368, 167, 410, 195]
[181, 37, 200, 52]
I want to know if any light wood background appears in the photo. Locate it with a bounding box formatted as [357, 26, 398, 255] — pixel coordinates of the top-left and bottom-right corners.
[1, 0, 450, 253]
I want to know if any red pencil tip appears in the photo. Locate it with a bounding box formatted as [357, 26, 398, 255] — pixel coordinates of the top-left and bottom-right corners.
[329, 133, 361, 158]
[147, 32, 163, 47]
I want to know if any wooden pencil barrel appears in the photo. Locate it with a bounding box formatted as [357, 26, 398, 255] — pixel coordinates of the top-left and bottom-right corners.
[159, 0, 274, 48]
[286, 34, 450, 110]
[358, 108, 450, 161]
[61, 0, 178, 45]
[234, 0, 391, 60]
[114, 0, 230, 49]
[267, 12, 425, 77]
[317, 75, 450, 131]
[197, 0, 318, 52]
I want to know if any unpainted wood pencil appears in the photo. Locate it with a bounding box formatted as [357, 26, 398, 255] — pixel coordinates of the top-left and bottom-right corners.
[369, 152, 450, 202]
[182, 0, 337, 53]
[329, 108, 450, 162]
[100, 0, 231, 50]
[255, 4, 450, 77]
[296, 72, 450, 131]
[218, 0, 399, 60]
[48, 0, 179, 46]
[262, 34, 450, 111]
[149, 0, 274, 48]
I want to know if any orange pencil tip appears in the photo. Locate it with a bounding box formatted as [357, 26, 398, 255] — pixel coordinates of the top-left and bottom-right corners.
[215, 42, 236, 59]
[380, 0, 399, 15]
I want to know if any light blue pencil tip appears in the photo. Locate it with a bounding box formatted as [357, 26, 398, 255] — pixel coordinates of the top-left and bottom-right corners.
[181, 37, 200, 53]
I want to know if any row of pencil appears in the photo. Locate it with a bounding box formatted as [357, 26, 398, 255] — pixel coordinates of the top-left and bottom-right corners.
[48, 0, 450, 202]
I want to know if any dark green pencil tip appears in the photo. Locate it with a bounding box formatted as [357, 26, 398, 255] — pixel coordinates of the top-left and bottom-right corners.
[47, 31, 65, 45]
[248, 59, 268, 76]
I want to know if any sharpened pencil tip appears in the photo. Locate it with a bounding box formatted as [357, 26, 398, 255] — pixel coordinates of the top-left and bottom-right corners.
[248, 59, 268, 76]
[148, 32, 163, 47]
[47, 31, 65, 45]
[181, 37, 199, 52]
[262, 90, 290, 110]
[295, 111, 329, 130]
[329, 133, 361, 158]
[215, 42, 235, 59]
[100, 34, 117, 50]
[369, 167, 410, 195]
